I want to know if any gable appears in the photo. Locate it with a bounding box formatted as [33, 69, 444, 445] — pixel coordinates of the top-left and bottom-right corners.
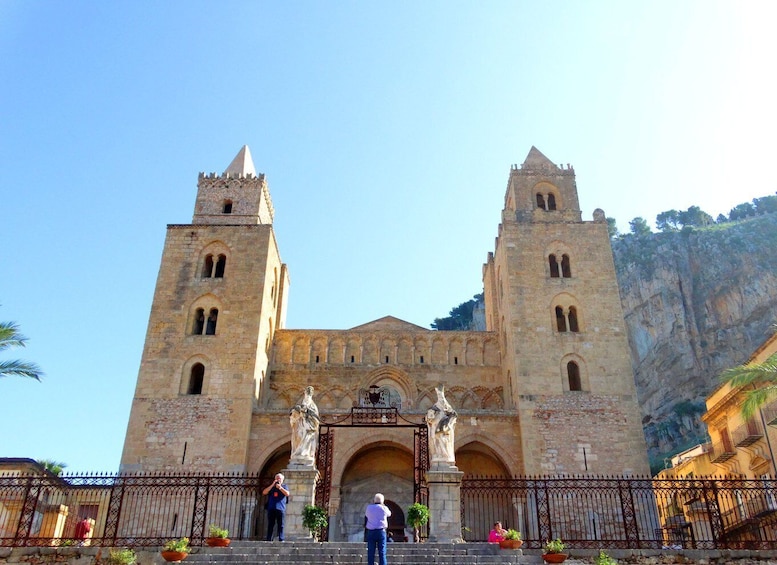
[349, 316, 429, 332]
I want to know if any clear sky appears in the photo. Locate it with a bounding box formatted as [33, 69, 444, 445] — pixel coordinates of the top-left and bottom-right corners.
[1, 1, 775, 473]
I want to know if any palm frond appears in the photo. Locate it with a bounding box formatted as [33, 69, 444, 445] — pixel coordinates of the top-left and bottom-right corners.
[0, 360, 42, 380]
[0, 321, 29, 351]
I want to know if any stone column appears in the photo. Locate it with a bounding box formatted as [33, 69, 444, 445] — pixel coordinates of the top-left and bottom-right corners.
[281, 464, 320, 541]
[425, 464, 464, 543]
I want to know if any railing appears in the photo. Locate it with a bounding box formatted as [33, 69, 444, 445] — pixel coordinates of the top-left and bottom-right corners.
[732, 419, 764, 448]
[709, 441, 737, 463]
[5, 473, 777, 549]
[461, 476, 777, 550]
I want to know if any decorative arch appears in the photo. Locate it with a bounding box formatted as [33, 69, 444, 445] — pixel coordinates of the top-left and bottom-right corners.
[413, 337, 430, 364]
[448, 337, 464, 366]
[533, 181, 562, 211]
[560, 353, 589, 392]
[180, 355, 210, 395]
[273, 333, 292, 364]
[328, 337, 345, 364]
[550, 292, 584, 333]
[187, 293, 225, 336]
[455, 439, 512, 477]
[198, 241, 231, 279]
[311, 337, 328, 364]
[292, 336, 310, 364]
[359, 366, 415, 409]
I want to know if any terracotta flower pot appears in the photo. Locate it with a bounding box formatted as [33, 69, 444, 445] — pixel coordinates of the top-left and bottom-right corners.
[206, 537, 231, 547]
[542, 553, 568, 563]
[499, 539, 523, 549]
[161, 551, 189, 562]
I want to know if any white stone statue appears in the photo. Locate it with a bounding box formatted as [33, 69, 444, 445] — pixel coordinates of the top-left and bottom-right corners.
[290, 385, 320, 465]
[425, 384, 457, 465]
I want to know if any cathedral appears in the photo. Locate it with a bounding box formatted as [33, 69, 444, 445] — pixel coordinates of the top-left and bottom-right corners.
[120, 145, 649, 540]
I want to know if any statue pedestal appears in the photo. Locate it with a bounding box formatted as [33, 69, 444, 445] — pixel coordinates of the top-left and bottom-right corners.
[281, 464, 320, 541]
[425, 464, 464, 543]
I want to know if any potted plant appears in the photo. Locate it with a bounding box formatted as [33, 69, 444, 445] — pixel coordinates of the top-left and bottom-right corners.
[499, 528, 523, 550]
[542, 538, 568, 563]
[161, 537, 190, 562]
[406, 502, 429, 543]
[106, 548, 137, 565]
[302, 504, 329, 541]
[205, 524, 231, 547]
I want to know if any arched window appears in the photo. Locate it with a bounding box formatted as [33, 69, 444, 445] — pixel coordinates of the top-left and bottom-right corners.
[561, 254, 571, 278]
[222, 199, 233, 214]
[536, 193, 546, 210]
[567, 362, 581, 391]
[205, 308, 218, 335]
[214, 254, 226, 278]
[547, 193, 557, 210]
[192, 308, 205, 335]
[549, 254, 560, 278]
[188, 363, 204, 395]
[555, 306, 567, 332]
[201, 255, 214, 278]
[568, 306, 580, 332]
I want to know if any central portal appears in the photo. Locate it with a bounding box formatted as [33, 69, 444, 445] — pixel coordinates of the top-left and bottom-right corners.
[315, 407, 428, 541]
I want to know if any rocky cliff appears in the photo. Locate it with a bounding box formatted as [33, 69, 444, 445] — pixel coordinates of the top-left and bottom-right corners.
[613, 213, 777, 472]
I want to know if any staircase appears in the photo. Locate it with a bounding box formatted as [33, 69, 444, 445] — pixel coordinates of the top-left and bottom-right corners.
[183, 541, 540, 565]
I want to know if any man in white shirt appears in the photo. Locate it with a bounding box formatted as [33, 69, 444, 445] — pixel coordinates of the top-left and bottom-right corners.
[364, 493, 392, 565]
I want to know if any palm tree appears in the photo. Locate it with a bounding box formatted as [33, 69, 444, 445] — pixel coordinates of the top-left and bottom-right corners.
[722, 352, 777, 420]
[0, 321, 43, 381]
[38, 459, 67, 476]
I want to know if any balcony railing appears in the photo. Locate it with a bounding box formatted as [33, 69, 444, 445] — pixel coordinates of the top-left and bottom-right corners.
[732, 419, 764, 447]
[761, 398, 777, 427]
[709, 440, 737, 463]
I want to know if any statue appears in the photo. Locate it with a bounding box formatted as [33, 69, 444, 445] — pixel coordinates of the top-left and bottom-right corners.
[289, 386, 320, 465]
[425, 384, 457, 465]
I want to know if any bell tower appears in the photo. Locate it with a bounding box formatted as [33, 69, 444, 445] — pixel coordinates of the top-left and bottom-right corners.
[120, 146, 289, 473]
[483, 147, 649, 475]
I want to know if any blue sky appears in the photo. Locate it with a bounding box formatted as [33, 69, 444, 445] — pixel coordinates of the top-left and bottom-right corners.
[1, 1, 775, 473]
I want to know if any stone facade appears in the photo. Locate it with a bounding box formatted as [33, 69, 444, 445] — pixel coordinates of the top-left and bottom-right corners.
[120, 145, 650, 540]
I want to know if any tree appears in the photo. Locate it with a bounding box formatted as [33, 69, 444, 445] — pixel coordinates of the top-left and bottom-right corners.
[729, 202, 756, 221]
[628, 217, 652, 237]
[431, 293, 483, 330]
[38, 459, 67, 476]
[0, 321, 43, 381]
[606, 217, 619, 239]
[721, 352, 777, 420]
[656, 210, 681, 232]
[753, 195, 777, 215]
[678, 205, 713, 228]
[716, 213, 728, 224]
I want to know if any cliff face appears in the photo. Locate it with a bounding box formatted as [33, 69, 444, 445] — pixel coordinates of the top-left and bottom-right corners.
[613, 214, 777, 472]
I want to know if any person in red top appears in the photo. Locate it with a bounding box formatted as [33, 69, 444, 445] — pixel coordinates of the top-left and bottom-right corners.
[488, 521, 506, 543]
[75, 517, 92, 545]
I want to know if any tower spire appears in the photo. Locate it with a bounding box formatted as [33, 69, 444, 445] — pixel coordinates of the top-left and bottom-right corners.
[224, 145, 257, 177]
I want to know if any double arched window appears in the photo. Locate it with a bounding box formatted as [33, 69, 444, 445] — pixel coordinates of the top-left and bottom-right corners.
[554, 305, 580, 333]
[549, 254, 572, 278]
[192, 307, 219, 335]
[202, 254, 226, 278]
[536, 192, 557, 211]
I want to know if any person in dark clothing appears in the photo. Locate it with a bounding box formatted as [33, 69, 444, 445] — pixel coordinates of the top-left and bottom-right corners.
[262, 473, 289, 541]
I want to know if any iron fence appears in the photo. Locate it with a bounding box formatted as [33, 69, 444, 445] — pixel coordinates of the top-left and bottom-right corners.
[461, 476, 777, 550]
[4, 472, 777, 549]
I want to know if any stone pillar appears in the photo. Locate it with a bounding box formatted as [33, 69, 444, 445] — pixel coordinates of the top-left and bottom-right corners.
[281, 464, 319, 541]
[425, 464, 464, 543]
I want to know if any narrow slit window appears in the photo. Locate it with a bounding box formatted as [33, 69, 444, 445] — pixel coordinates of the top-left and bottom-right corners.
[561, 254, 571, 278]
[420, 355, 424, 364]
[568, 306, 579, 332]
[555, 306, 567, 332]
[567, 362, 581, 391]
[385, 356, 389, 363]
[351, 355, 355, 363]
[201, 255, 214, 278]
[188, 363, 204, 395]
[454, 356, 458, 365]
[549, 254, 560, 278]
[205, 308, 218, 335]
[315, 355, 320, 363]
[193, 308, 205, 335]
[214, 254, 226, 278]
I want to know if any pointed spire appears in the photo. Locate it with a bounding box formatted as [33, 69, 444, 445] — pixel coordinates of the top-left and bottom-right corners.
[224, 145, 257, 177]
[521, 146, 557, 169]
